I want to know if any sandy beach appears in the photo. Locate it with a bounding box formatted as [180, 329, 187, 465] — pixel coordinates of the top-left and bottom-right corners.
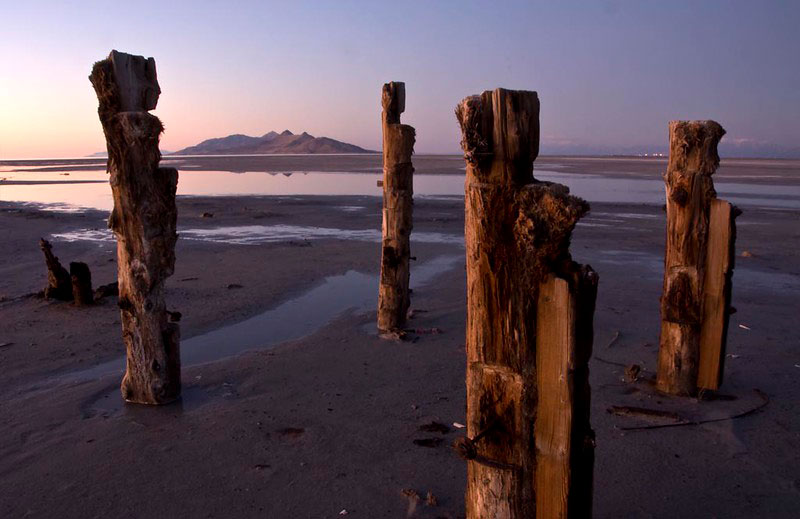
[1, 156, 799, 517]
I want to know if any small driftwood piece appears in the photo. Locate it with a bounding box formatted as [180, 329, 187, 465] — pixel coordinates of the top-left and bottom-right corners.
[456, 88, 597, 519]
[657, 120, 736, 396]
[94, 281, 119, 300]
[607, 405, 682, 421]
[615, 389, 769, 431]
[39, 238, 72, 300]
[377, 81, 415, 333]
[69, 262, 93, 306]
[90, 50, 180, 404]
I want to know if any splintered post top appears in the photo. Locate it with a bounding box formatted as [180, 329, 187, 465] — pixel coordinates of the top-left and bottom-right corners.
[668, 120, 726, 177]
[109, 50, 161, 112]
[382, 82, 406, 125]
[456, 88, 539, 184]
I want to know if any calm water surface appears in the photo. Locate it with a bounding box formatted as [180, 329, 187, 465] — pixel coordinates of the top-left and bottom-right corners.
[51, 254, 462, 385]
[2, 164, 799, 210]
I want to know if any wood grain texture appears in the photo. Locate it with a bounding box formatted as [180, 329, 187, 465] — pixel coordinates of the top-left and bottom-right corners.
[697, 199, 736, 390]
[657, 120, 728, 396]
[536, 275, 573, 519]
[535, 269, 598, 519]
[457, 88, 595, 518]
[90, 50, 180, 405]
[109, 49, 160, 112]
[377, 82, 415, 333]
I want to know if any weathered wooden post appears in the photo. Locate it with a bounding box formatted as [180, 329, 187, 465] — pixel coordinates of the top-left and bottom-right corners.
[90, 50, 181, 404]
[657, 120, 737, 395]
[377, 81, 415, 334]
[455, 88, 597, 518]
[39, 238, 73, 301]
[70, 262, 94, 306]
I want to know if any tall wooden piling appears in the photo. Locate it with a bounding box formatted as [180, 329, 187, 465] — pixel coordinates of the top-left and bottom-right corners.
[456, 88, 597, 518]
[657, 120, 736, 395]
[377, 82, 415, 333]
[90, 50, 181, 404]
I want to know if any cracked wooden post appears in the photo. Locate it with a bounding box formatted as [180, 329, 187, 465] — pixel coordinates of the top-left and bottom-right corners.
[657, 120, 736, 395]
[377, 81, 415, 334]
[90, 50, 180, 404]
[456, 88, 597, 518]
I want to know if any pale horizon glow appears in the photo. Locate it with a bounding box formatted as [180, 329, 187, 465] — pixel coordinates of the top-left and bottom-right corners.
[1, 1, 799, 159]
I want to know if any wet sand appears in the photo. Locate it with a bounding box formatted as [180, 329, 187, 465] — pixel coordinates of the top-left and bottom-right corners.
[1, 157, 799, 517]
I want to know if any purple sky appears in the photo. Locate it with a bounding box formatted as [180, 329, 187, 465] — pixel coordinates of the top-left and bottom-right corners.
[1, 1, 798, 158]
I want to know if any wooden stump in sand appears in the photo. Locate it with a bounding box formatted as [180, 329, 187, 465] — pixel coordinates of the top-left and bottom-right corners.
[456, 88, 597, 518]
[377, 82, 415, 333]
[69, 262, 94, 306]
[89, 50, 180, 405]
[39, 238, 73, 301]
[657, 120, 736, 395]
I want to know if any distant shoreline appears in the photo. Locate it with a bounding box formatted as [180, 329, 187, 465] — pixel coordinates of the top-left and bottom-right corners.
[3, 153, 800, 164]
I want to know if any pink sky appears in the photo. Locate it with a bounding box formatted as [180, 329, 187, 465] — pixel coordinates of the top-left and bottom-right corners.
[1, 1, 798, 159]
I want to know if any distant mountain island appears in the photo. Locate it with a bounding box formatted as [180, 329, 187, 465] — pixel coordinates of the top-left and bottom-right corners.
[173, 130, 376, 155]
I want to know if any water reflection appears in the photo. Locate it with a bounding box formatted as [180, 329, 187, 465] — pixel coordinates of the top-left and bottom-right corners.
[180, 225, 464, 246]
[2, 168, 799, 211]
[53, 255, 462, 384]
[52, 225, 464, 246]
[1, 170, 465, 211]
